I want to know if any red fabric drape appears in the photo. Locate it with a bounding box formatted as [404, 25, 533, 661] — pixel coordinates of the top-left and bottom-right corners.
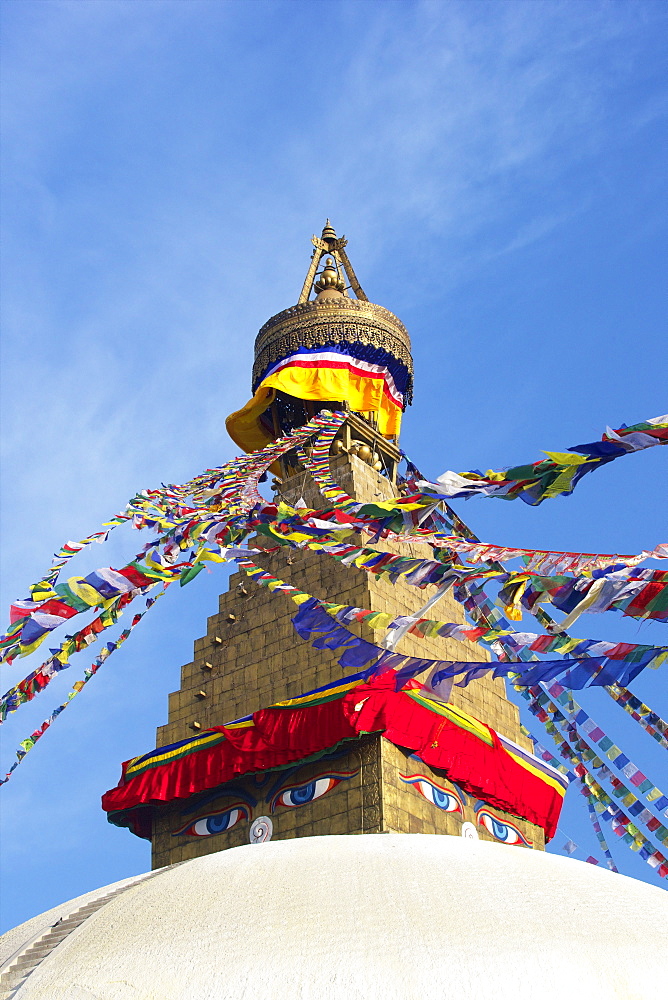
[102, 673, 564, 841]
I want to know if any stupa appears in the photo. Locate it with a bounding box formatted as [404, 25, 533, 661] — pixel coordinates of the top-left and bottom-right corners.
[1, 224, 665, 1000]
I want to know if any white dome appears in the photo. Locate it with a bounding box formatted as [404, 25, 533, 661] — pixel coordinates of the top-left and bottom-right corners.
[2, 834, 666, 999]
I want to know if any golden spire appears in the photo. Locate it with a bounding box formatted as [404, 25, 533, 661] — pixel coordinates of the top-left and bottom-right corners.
[298, 221, 368, 304]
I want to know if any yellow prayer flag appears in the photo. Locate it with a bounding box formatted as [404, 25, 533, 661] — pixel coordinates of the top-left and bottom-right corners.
[68, 578, 105, 606]
[542, 451, 593, 466]
[291, 593, 313, 606]
[365, 612, 393, 629]
[543, 466, 579, 499]
[649, 650, 668, 669]
[198, 549, 227, 563]
[31, 583, 59, 602]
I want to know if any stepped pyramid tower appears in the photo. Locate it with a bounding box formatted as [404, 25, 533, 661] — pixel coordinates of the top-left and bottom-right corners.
[149, 223, 543, 869]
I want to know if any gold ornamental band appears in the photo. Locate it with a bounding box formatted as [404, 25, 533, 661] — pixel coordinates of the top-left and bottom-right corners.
[252, 298, 414, 401]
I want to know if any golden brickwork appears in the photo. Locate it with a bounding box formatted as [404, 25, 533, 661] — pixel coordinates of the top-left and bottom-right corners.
[152, 452, 538, 868]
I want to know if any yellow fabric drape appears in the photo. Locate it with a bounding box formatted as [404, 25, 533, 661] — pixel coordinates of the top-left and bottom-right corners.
[225, 365, 402, 452]
[262, 364, 401, 437]
[225, 386, 276, 455]
[225, 362, 402, 457]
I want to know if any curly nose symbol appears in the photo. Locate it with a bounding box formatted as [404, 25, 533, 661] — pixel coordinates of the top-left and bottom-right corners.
[250, 816, 273, 843]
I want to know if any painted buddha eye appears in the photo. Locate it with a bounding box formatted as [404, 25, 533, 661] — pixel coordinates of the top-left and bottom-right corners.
[400, 773, 463, 813]
[173, 803, 249, 837]
[476, 808, 531, 846]
[270, 770, 356, 812]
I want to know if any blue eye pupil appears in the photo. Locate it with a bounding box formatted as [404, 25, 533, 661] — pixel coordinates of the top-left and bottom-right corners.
[432, 787, 452, 810]
[491, 817, 508, 840]
[289, 782, 317, 805]
[206, 811, 234, 833]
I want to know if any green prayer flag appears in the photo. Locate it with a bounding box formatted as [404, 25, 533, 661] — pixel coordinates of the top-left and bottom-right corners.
[180, 562, 206, 587]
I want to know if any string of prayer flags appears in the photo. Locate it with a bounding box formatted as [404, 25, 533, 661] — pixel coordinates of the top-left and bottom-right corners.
[524, 610, 668, 752]
[274, 536, 458, 588]
[525, 686, 668, 850]
[451, 588, 658, 869]
[327, 605, 668, 680]
[519, 726, 575, 783]
[286, 532, 668, 624]
[584, 797, 619, 872]
[388, 457, 666, 570]
[30, 510, 134, 599]
[1, 590, 165, 785]
[572, 757, 667, 874]
[542, 681, 668, 819]
[176, 409, 348, 513]
[1, 563, 169, 663]
[235, 411, 349, 511]
[436, 651, 650, 692]
[0, 587, 152, 720]
[419, 536, 668, 575]
[605, 684, 668, 750]
[518, 684, 668, 878]
[417, 414, 668, 505]
[495, 566, 668, 626]
[297, 426, 358, 510]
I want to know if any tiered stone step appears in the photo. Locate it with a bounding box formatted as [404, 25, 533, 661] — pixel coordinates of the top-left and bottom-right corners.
[0, 865, 180, 998]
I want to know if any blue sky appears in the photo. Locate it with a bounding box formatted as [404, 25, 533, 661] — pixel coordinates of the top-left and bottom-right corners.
[1, 0, 666, 929]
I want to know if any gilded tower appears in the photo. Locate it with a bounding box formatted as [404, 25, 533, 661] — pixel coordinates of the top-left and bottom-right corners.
[148, 224, 544, 869]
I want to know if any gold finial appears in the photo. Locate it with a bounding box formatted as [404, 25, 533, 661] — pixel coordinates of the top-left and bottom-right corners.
[314, 257, 345, 296]
[321, 219, 337, 243]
